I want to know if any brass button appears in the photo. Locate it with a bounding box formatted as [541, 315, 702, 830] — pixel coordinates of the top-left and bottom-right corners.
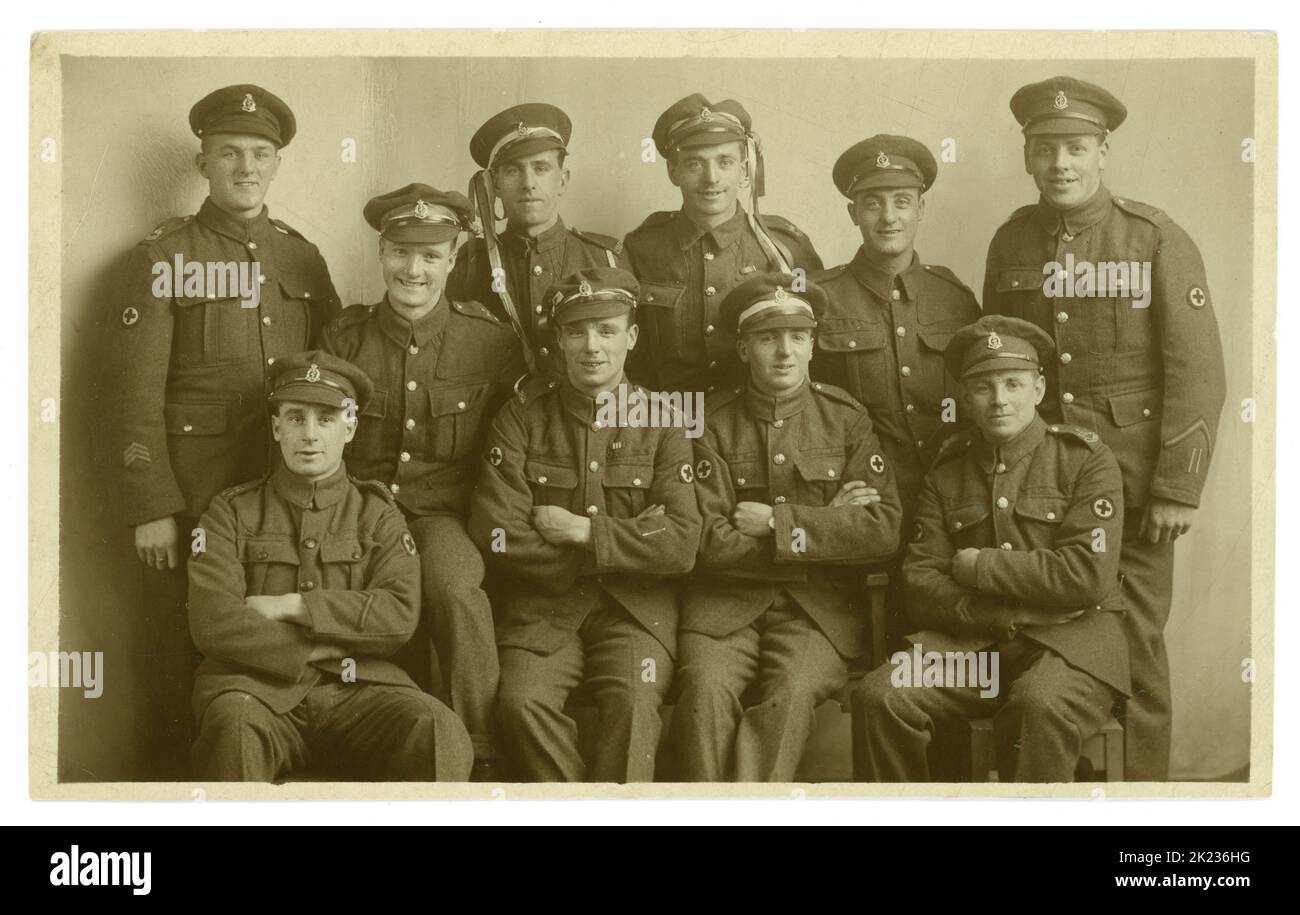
[1001, 542, 1013, 551]
[406, 380, 417, 391]
[709, 360, 718, 369]
[303, 538, 318, 549]
[1062, 392, 1074, 404]
[890, 289, 901, 301]
[1046, 511, 1057, 521]
[535, 305, 544, 314]
[774, 495, 787, 504]
[1056, 311, 1069, 324]
[704, 286, 716, 296]
[591, 420, 603, 431]
[645, 294, 655, 303]
[390, 483, 400, 494]
[256, 549, 268, 560]
[539, 347, 550, 357]
[400, 451, 411, 462]
[896, 326, 906, 337]
[261, 315, 271, 326]
[532, 265, 543, 276]
[995, 462, 1007, 474]
[703, 252, 715, 261]
[827, 468, 837, 479]
[736, 477, 747, 486]
[352, 549, 362, 559]
[457, 401, 467, 410]
[266, 357, 276, 366]
[773, 419, 783, 429]
[996, 497, 1009, 509]
[773, 453, 786, 465]
[247, 241, 258, 250]
[1011, 279, 1019, 287]
[905, 404, 915, 414]
[953, 521, 963, 530]
[632, 478, 642, 487]
[183, 423, 193, 432]
[589, 461, 599, 472]
[916, 440, 925, 449]
[537, 475, 548, 484]
[299, 580, 315, 592]
[1062, 232, 1074, 243]
[1142, 407, 1151, 417]
[705, 324, 715, 335]
[586, 505, 599, 516]
[1060, 352, 1071, 364]
[257, 274, 267, 285]
[409, 345, 419, 355]
[900, 365, 911, 376]
[405, 418, 416, 430]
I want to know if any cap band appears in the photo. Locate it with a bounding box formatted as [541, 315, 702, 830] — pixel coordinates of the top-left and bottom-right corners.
[555, 288, 637, 310]
[848, 154, 925, 194]
[490, 125, 565, 167]
[665, 109, 747, 150]
[737, 297, 814, 327]
[380, 202, 462, 234]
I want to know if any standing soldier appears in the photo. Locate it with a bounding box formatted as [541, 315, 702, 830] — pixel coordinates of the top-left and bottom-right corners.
[468, 267, 702, 782]
[448, 103, 629, 375]
[624, 93, 822, 395]
[982, 76, 1226, 780]
[188, 352, 472, 782]
[110, 84, 341, 779]
[322, 184, 525, 780]
[854, 317, 1130, 782]
[671, 274, 902, 781]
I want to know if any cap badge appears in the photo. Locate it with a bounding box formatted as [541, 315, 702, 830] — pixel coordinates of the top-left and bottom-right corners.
[700, 106, 713, 122]
[1054, 90, 1068, 110]
[773, 286, 788, 302]
[987, 331, 1003, 351]
[305, 363, 322, 383]
[242, 93, 257, 113]
[578, 279, 594, 297]
[515, 122, 529, 138]
[414, 200, 430, 219]
[876, 151, 891, 168]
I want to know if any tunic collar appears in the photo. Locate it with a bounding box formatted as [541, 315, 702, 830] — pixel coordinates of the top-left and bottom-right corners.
[673, 205, 748, 252]
[376, 293, 452, 348]
[197, 196, 273, 245]
[744, 378, 811, 422]
[560, 374, 630, 423]
[849, 247, 921, 302]
[1033, 184, 1113, 239]
[972, 413, 1047, 475]
[502, 216, 569, 255]
[271, 460, 350, 510]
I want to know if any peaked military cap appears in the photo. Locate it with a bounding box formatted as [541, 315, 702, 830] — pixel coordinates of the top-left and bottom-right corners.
[269, 350, 374, 413]
[833, 134, 938, 198]
[1010, 76, 1127, 136]
[653, 93, 752, 158]
[722, 272, 826, 335]
[547, 267, 640, 326]
[470, 103, 572, 169]
[944, 316, 1055, 381]
[189, 84, 297, 148]
[364, 183, 470, 244]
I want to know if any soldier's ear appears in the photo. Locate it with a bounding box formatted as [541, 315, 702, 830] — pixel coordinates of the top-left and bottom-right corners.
[1033, 371, 1047, 405]
[916, 193, 926, 222]
[735, 337, 749, 364]
[666, 156, 682, 189]
[343, 417, 358, 443]
[1022, 142, 1033, 176]
[195, 152, 209, 179]
[846, 200, 858, 226]
[1097, 135, 1109, 171]
[626, 322, 639, 350]
[269, 410, 283, 442]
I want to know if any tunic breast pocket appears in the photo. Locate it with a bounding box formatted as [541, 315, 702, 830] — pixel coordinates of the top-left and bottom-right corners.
[238, 538, 300, 596]
[320, 537, 372, 590]
[793, 449, 846, 504]
[174, 295, 249, 365]
[428, 382, 491, 461]
[994, 268, 1048, 320]
[638, 282, 687, 351]
[726, 456, 769, 499]
[1012, 494, 1068, 543]
[601, 461, 654, 517]
[942, 500, 991, 546]
[916, 331, 960, 407]
[523, 460, 579, 509]
[268, 273, 320, 351]
[816, 328, 888, 407]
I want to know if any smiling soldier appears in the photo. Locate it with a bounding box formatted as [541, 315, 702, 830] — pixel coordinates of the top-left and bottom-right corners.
[624, 94, 822, 396]
[188, 351, 472, 782]
[982, 77, 1226, 780]
[449, 103, 629, 375]
[109, 84, 341, 779]
[322, 184, 524, 780]
[468, 267, 702, 782]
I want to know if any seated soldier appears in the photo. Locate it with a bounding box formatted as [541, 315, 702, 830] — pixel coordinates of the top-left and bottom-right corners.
[187, 351, 472, 782]
[468, 267, 703, 782]
[853, 316, 1130, 782]
[671, 273, 903, 782]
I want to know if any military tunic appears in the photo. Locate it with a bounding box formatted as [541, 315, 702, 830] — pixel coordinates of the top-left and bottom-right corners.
[623, 208, 822, 393]
[853, 415, 1129, 782]
[188, 462, 472, 781]
[467, 375, 703, 781]
[322, 294, 524, 760]
[811, 249, 981, 509]
[110, 197, 340, 779]
[671, 379, 903, 781]
[447, 219, 627, 373]
[982, 186, 1226, 780]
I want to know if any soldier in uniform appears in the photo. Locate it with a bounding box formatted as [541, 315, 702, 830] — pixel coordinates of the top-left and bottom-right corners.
[110, 84, 341, 778]
[624, 94, 822, 395]
[468, 267, 702, 782]
[448, 103, 629, 374]
[322, 184, 525, 779]
[671, 274, 903, 781]
[812, 135, 980, 515]
[188, 352, 472, 782]
[982, 77, 1226, 780]
[853, 317, 1130, 782]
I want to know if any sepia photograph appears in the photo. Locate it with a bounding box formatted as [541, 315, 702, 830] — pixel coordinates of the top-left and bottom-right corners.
[28, 28, 1275, 800]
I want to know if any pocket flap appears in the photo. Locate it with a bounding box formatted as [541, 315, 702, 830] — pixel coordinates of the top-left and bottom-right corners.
[794, 450, 846, 482]
[918, 331, 957, 352]
[275, 272, 332, 302]
[238, 539, 300, 565]
[361, 389, 388, 418]
[727, 459, 768, 490]
[995, 268, 1045, 293]
[817, 329, 886, 353]
[173, 294, 237, 308]
[523, 460, 579, 488]
[165, 401, 228, 435]
[639, 283, 685, 309]
[320, 538, 367, 563]
[944, 501, 990, 534]
[1108, 388, 1160, 428]
[429, 383, 488, 417]
[602, 462, 655, 488]
[1013, 496, 1068, 522]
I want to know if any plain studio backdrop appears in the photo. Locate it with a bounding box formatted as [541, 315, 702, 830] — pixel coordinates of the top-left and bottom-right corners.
[58, 54, 1254, 781]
